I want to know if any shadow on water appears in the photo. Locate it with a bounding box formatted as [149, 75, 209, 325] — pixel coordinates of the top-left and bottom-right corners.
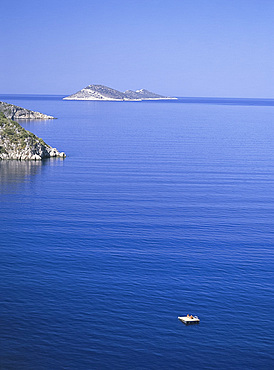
[0, 158, 64, 194]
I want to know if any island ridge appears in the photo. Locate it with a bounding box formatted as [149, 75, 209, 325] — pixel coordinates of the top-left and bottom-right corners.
[63, 84, 177, 101]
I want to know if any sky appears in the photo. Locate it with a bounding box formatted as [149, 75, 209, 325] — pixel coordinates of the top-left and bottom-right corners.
[1, 0, 274, 97]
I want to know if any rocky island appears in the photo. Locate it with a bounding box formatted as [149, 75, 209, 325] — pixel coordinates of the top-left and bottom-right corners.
[0, 101, 55, 120]
[0, 112, 65, 160]
[63, 84, 177, 101]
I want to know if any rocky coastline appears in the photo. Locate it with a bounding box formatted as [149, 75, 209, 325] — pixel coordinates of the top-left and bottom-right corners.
[0, 101, 56, 120]
[0, 112, 65, 160]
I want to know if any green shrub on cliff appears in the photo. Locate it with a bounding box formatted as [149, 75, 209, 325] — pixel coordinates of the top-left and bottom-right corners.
[0, 113, 49, 149]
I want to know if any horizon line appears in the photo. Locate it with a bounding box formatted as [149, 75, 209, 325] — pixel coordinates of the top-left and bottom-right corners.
[0, 93, 274, 100]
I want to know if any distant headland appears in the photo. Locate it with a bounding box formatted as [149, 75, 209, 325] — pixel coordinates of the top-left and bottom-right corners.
[63, 84, 177, 101]
[0, 101, 55, 120]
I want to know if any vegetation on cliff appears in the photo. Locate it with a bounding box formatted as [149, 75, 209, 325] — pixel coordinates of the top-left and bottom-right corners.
[0, 113, 65, 160]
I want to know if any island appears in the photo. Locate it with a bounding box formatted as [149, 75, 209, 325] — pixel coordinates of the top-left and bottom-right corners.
[0, 101, 55, 120]
[0, 112, 65, 160]
[63, 84, 177, 101]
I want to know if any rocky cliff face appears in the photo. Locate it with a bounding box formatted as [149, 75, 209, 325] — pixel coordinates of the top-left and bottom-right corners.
[63, 84, 177, 101]
[0, 101, 55, 120]
[0, 113, 65, 160]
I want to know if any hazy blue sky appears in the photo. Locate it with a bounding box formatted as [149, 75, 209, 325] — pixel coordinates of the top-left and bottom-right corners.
[1, 0, 274, 97]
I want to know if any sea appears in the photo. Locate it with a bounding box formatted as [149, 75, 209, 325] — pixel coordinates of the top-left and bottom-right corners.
[0, 95, 274, 369]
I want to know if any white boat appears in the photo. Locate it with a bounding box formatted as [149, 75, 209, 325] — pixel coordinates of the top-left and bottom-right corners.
[178, 315, 200, 324]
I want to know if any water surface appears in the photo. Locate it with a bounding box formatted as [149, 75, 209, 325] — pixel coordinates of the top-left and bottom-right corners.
[1, 95, 274, 369]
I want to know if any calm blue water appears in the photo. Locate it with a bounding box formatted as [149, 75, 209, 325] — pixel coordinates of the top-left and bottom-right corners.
[1, 95, 274, 369]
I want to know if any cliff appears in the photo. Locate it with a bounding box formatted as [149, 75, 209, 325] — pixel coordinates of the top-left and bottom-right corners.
[63, 84, 177, 101]
[0, 113, 65, 160]
[0, 101, 55, 120]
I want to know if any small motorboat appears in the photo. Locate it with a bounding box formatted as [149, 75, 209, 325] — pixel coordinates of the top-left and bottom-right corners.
[178, 315, 200, 324]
